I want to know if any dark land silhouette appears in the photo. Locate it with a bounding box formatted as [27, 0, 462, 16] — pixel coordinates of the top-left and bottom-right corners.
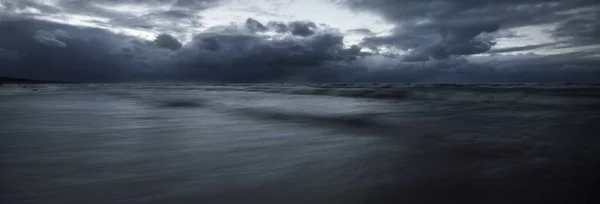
[0, 76, 75, 84]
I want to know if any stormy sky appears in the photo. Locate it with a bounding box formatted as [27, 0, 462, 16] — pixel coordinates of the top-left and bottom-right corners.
[1, 0, 599, 83]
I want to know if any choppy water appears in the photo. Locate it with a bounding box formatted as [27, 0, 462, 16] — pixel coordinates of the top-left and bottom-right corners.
[1, 83, 600, 204]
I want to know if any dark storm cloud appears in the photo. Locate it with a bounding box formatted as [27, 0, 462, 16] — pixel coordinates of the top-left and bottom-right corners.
[346, 28, 376, 36]
[154, 34, 182, 50]
[289, 21, 318, 36]
[260, 20, 318, 36]
[429, 24, 499, 59]
[552, 16, 600, 45]
[467, 52, 600, 83]
[344, 54, 600, 83]
[2, 16, 599, 83]
[172, 0, 221, 9]
[245, 19, 328, 37]
[0, 17, 367, 83]
[267, 22, 289, 33]
[359, 21, 499, 61]
[152, 9, 195, 19]
[246, 18, 268, 33]
[343, 0, 600, 59]
[0, 18, 173, 82]
[174, 25, 364, 82]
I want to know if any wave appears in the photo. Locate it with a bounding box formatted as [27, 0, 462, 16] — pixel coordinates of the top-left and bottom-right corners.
[100, 90, 210, 108]
[158, 99, 208, 108]
[63, 83, 600, 107]
[287, 88, 410, 99]
[232, 86, 600, 106]
[232, 107, 386, 127]
[405, 90, 599, 105]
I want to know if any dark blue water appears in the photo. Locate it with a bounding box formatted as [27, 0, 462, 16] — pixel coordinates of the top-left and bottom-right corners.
[2, 84, 600, 203]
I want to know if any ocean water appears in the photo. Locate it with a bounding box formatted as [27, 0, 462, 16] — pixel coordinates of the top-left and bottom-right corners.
[1, 83, 600, 204]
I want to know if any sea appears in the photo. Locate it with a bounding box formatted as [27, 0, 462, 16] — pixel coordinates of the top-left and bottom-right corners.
[1, 83, 600, 204]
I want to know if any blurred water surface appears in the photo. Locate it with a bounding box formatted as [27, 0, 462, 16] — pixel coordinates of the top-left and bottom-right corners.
[1, 83, 600, 203]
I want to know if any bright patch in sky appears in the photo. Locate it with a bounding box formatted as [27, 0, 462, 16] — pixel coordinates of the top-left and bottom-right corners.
[490, 24, 560, 55]
[201, 0, 391, 30]
[200, 0, 394, 45]
[495, 25, 554, 47]
[34, 14, 106, 28]
[93, 3, 165, 16]
[33, 13, 157, 40]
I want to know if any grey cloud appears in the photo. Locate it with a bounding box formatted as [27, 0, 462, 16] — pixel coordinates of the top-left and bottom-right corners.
[55, 0, 124, 19]
[344, 0, 600, 59]
[361, 21, 499, 60]
[1, 0, 62, 14]
[175, 28, 364, 82]
[33, 30, 67, 47]
[399, 52, 431, 62]
[107, 16, 154, 29]
[246, 19, 328, 37]
[152, 9, 196, 19]
[102, 9, 201, 31]
[246, 18, 267, 32]
[429, 24, 499, 59]
[346, 28, 376, 36]
[172, 0, 221, 9]
[344, 54, 600, 83]
[489, 42, 564, 54]
[85, 0, 222, 14]
[2, 0, 217, 37]
[53, 29, 70, 38]
[289, 21, 317, 36]
[552, 16, 600, 45]
[267, 22, 289, 33]
[253, 20, 318, 36]
[0, 18, 367, 83]
[160, 16, 600, 83]
[487, 30, 526, 39]
[1, 18, 173, 82]
[468, 53, 600, 83]
[344, 0, 597, 27]
[154, 34, 183, 50]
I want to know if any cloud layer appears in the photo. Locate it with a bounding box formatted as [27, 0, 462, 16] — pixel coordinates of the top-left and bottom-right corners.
[1, 0, 599, 83]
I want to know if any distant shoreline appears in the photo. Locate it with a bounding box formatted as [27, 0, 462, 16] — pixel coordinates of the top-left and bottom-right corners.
[0, 76, 77, 84]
